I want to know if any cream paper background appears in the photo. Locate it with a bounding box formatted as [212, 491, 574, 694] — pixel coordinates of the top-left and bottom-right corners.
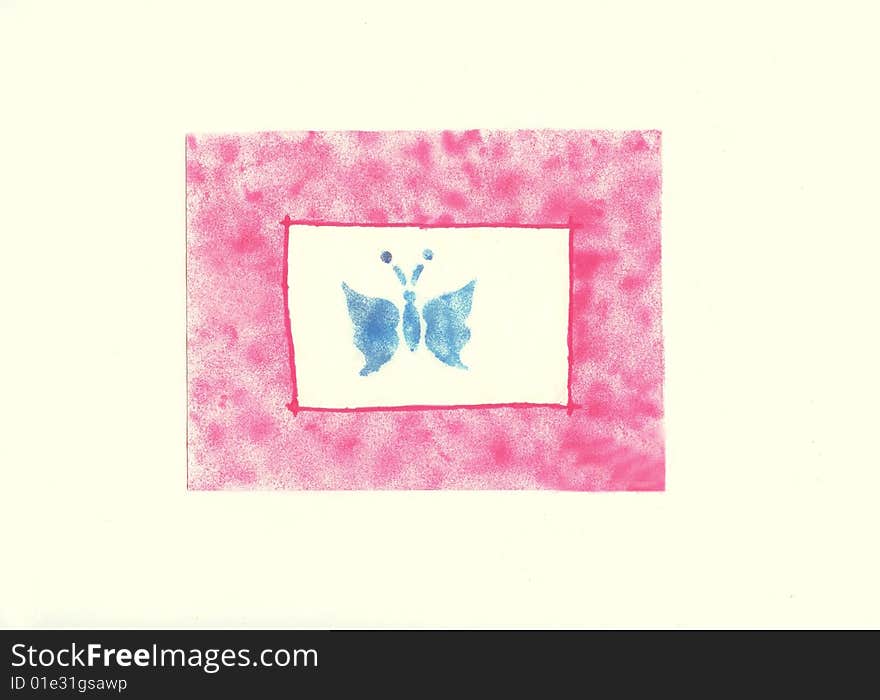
[1, 1, 878, 627]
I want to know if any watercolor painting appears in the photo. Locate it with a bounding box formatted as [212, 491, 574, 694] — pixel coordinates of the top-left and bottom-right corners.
[342, 247, 475, 374]
[186, 130, 663, 490]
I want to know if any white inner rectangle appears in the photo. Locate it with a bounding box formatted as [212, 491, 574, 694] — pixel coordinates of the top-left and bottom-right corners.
[288, 225, 569, 408]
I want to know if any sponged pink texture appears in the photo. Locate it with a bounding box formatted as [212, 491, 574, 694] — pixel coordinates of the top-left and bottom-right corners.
[187, 130, 663, 490]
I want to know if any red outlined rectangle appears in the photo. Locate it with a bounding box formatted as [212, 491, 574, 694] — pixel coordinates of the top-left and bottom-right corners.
[282, 216, 576, 415]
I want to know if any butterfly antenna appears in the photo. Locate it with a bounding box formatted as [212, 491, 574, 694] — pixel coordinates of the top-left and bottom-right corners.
[411, 264, 424, 285]
[392, 265, 407, 286]
[411, 248, 433, 285]
[380, 250, 407, 285]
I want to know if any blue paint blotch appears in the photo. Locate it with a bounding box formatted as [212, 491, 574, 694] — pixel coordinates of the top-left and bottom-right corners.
[411, 263, 425, 285]
[391, 264, 407, 286]
[422, 280, 476, 369]
[402, 290, 421, 351]
[341, 282, 400, 375]
[343, 248, 474, 375]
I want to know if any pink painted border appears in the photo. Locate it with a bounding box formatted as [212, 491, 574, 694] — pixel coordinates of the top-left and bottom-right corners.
[282, 216, 579, 415]
[186, 130, 663, 490]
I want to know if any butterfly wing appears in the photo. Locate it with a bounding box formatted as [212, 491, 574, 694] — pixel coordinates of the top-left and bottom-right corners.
[422, 280, 476, 369]
[341, 282, 400, 375]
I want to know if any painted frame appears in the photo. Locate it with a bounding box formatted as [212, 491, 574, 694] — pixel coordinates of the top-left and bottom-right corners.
[282, 217, 577, 414]
[186, 130, 663, 490]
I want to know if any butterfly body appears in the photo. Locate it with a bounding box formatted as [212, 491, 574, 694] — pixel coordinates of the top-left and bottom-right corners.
[401, 290, 421, 351]
[341, 249, 475, 376]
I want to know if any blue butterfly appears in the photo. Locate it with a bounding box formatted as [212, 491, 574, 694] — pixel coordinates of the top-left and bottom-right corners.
[342, 248, 476, 376]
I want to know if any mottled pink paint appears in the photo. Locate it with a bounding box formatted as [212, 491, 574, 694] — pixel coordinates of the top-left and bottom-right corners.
[186, 130, 663, 490]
